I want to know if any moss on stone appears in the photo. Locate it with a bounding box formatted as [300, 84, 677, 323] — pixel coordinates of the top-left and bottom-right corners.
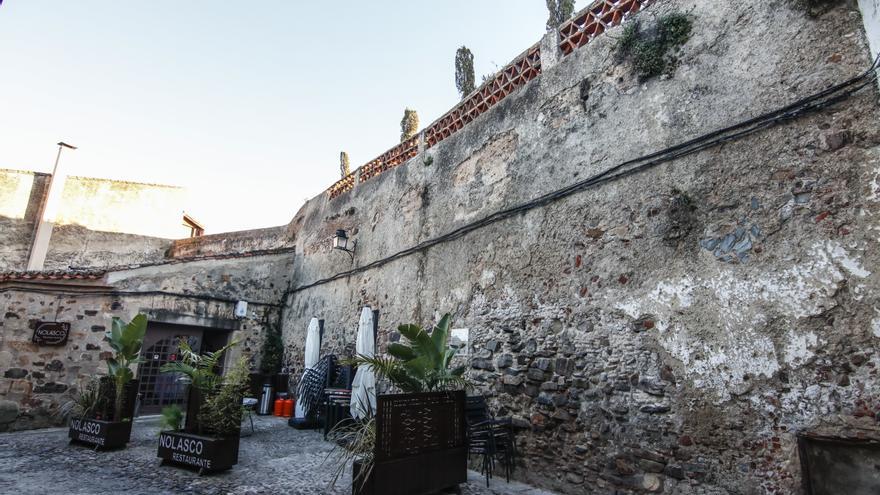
[616, 13, 693, 80]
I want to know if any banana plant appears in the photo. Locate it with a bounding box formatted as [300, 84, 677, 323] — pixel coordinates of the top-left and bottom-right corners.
[106, 314, 147, 422]
[348, 313, 468, 393]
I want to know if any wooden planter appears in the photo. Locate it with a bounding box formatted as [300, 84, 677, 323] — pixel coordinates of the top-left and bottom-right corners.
[353, 391, 467, 495]
[157, 430, 240, 474]
[158, 385, 242, 474]
[68, 418, 133, 450]
[67, 379, 138, 450]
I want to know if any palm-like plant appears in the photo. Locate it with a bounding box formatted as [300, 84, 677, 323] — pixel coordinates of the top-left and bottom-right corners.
[159, 339, 238, 394]
[106, 315, 147, 422]
[348, 313, 468, 393]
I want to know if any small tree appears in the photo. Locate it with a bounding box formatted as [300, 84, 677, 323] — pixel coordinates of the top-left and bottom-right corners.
[546, 0, 575, 30]
[454, 46, 475, 99]
[340, 151, 351, 178]
[399, 108, 419, 142]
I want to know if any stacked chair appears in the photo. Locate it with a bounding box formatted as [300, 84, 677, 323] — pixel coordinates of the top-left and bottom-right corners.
[465, 395, 518, 486]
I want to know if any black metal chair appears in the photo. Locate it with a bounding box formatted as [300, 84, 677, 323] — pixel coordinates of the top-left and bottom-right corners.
[465, 395, 518, 486]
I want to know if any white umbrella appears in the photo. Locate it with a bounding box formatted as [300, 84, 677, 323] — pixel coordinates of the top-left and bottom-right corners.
[350, 307, 377, 419]
[295, 317, 321, 419]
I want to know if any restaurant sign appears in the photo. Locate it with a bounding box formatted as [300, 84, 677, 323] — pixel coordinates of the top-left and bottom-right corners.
[32, 321, 71, 346]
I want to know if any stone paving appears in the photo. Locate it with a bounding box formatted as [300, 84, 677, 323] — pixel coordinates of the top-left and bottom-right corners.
[0, 415, 558, 495]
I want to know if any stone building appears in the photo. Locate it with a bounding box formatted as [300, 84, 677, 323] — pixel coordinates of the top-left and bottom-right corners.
[0, 168, 208, 271]
[2, 0, 880, 493]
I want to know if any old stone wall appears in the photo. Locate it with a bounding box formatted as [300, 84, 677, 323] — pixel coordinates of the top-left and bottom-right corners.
[281, 1, 880, 493]
[0, 252, 293, 431]
[167, 225, 295, 259]
[0, 169, 190, 271]
[0, 169, 50, 271]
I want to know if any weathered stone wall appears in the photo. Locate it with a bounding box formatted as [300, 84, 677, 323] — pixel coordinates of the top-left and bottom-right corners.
[167, 225, 295, 259]
[0, 169, 190, 271]
[0, 170, 50, 271]
[0, 252, 293, 431]
[281, 1, 880, 493]
[54, 175, 190, 239]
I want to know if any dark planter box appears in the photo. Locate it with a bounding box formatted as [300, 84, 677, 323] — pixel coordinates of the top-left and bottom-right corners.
[157, 430, 240, 474]
[67, 379, 138, 450]
[68, 418, 133, 450]
[159, 385, 242, 474]
[353, 391, 467, 495]
[352, 459, 375, 495]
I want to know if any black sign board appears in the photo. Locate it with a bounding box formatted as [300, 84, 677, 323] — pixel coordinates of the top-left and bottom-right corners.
[32, 321, 70, 346]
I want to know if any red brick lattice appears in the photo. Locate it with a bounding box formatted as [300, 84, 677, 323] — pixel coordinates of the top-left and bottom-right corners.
[424, 44, 542, 149]
[558, 0, 653, 56]
[359, 135, 420, 183]
[327, 0, 655, 199]
[327, 173, 356, 199]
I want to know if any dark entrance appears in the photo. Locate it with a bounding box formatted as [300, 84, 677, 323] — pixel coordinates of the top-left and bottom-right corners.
[136, 322, 231, 415]
[799, 432, 880, 494]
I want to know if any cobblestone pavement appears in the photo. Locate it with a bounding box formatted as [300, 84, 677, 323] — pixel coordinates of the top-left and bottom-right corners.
[0, 416, 557, 495]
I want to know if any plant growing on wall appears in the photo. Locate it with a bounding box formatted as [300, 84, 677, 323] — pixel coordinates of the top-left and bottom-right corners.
[399, 108, 419, 142]
[106, 314, 146, 421]
[455, 46, 476, 99]
[340, 151, 351, 178]
[545, 0, 575, 30]
[616, 13, 692, 80]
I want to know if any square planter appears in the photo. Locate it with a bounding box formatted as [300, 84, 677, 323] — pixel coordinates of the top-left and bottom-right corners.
[68, 418, 133, 450]
[157, 430, 240, 474]
[352, 391, 467, 495]
[67, 379, 139, 450]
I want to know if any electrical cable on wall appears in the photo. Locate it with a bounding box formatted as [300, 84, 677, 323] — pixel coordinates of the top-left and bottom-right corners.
[290, 56, 880, 296]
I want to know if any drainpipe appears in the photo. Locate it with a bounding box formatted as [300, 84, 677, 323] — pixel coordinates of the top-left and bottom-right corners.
[26, 142, 76, 271]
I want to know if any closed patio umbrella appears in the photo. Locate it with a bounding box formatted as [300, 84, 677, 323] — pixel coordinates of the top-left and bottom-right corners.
[295, 317, 321, 419]
[350, 307, 376, 419]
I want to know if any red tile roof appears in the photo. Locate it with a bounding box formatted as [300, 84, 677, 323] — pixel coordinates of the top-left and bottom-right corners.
[0, 270, 106, 283]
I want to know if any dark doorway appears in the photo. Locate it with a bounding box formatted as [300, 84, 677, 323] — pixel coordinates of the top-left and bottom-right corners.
[799, 433, 880, 494]
[136, 322, 231, 415]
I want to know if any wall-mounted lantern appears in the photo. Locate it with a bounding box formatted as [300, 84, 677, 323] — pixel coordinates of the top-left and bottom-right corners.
[333, 229, 357, 260]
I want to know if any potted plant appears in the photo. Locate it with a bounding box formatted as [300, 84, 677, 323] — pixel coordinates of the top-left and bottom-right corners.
[249, 324, 288, 411]
[330, 313, 469, 495]
[156, 340, 249, 474]
[65, 314, 146, 450]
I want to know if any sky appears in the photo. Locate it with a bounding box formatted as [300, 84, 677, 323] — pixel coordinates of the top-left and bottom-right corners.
[0, 1, 590, 233]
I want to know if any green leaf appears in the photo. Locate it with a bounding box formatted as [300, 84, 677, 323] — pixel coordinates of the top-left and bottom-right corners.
[386, 343, 416, 361]
[431, 313, 452, 354]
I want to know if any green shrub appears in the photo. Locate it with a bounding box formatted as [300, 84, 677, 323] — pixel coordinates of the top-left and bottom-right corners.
[197, 357, 250, 437]
[159, 404, 184, 432]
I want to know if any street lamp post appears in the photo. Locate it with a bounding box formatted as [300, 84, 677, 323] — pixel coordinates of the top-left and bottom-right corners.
[25, 142, 77, 271]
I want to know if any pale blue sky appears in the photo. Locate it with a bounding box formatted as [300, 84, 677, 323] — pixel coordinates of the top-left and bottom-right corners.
[0, 1, 588, 233]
